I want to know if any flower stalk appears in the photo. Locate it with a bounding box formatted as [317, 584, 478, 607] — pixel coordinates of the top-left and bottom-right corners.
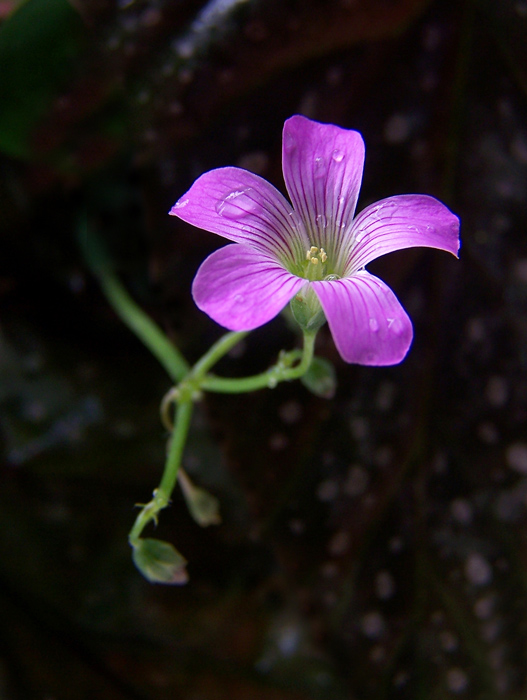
[127, 327, 317, 575]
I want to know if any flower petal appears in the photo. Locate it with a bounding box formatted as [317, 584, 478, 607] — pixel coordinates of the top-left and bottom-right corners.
[170, 166, 308, 264]
[192, 244, 305, 331]
[312, 272, 413, 365]
[347, 195, 460, 272]
[281, 115, 365, 263]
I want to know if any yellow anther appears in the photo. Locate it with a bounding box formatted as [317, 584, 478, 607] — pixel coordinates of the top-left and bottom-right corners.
[310, 246, 318, 255]
[311, 257, 319, 265]
[320, 248, 327, 263]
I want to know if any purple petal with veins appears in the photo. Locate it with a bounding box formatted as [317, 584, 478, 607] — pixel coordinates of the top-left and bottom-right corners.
[312, 272, 413, 365]
[192, 244, 305, 331]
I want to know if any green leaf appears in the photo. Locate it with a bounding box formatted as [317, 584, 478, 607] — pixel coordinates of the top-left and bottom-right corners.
[0, 0, 86, 158]
[131, 538, 188, 585]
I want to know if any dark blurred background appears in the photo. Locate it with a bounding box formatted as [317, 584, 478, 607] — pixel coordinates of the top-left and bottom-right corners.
[1, 0, 527, 698]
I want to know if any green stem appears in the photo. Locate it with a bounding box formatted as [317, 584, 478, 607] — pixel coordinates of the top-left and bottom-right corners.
[98, 271, 189, 383]
[200, 331, 316, 393]
[129, 400, 194, 545]
[158, 401, 194, 496]
[191, 331, 248, 379]
[80, 222, 189, 383]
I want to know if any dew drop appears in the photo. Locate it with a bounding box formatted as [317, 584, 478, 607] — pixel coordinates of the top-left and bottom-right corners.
[314, 156, 325, 178]
[407, 225, 420, 233]
[370, 205, 383, 221]
[234, 294, 244, 303]
[216, 189, 257, 219]
[316, 214, 327, 228]
[387, 317, 403, 335]
[376, 201, 397, 220]
[173, 198, 189, 209]
[369, 318, 379, 332]
[355, 229, 366, 243]
[332, 149, 344, 163]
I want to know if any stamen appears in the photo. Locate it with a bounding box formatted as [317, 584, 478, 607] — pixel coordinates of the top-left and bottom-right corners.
[303, 246, 330, 279]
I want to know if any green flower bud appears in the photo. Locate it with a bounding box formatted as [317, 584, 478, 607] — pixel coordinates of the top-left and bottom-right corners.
[179, 469, 221, 527]
[290, 286, 326, 333]
[132, 538, 188, 585]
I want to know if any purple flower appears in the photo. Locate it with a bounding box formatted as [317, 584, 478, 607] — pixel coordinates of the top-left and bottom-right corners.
[170, 115, 460, 365]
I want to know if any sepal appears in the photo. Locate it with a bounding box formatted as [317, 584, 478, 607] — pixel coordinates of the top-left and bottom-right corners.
[290, 286, 326, 333]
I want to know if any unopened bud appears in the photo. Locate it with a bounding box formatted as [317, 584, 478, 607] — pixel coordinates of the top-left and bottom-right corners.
[179, 469, 221, 527]
[132, 538, 188, 585]
[290, 286, 326, 333]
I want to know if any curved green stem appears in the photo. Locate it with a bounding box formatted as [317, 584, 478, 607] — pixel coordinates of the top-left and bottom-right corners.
[97, 271, 189, 383]
[191, 331, 248, 379]
[200, 331, 316, 393]
[81, 221, 189, 383]
[129, 400, 194, 545]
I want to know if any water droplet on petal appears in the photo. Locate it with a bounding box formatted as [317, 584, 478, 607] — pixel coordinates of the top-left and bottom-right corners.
[355, 229, 366, 243]
[388, 317, 403, 335]
[216, 189, 257, 219]
[370, 205, 383, 221]
[314, 156, 325, 178]
[174, 198, 189, 209]
[426, 224, 435, 233]
[373, 201, 397, 221]
[332, 149, 344, 163]
[407, 225, 420, 233]
[316, 214, 327, 228]
[234, 294, 244, 303]
[369, 318, 379, 332]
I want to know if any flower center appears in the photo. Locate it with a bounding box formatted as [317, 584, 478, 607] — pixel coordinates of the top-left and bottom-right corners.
[304, 246, 328, 281]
